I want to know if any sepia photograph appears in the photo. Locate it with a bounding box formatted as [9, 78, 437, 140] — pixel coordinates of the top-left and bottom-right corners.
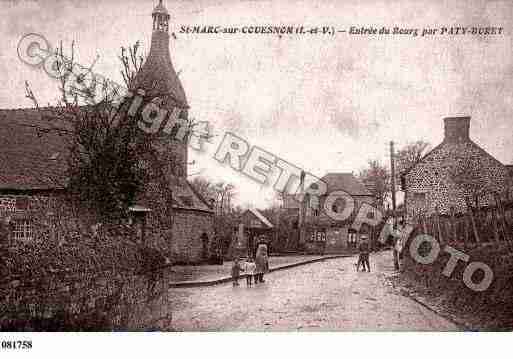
[0, 0, 512, 356]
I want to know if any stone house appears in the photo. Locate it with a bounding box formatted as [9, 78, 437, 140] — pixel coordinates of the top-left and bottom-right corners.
[401, 116, 513, 220]
[0, 1, 214, 263]
[285, 173, 375, 254]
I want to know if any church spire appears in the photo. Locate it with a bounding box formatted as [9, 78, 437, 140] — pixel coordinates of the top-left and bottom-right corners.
[152, 0, 170, 32]
[134, 0, 189, 178]
[135, 0, 188, 108]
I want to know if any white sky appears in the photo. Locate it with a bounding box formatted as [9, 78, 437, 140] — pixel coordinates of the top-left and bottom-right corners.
[1, 0, 512, 208]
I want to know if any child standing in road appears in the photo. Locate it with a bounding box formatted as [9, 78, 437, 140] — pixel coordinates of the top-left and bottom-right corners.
[231, 257, 243, 286]
[244, 258, 256, 287]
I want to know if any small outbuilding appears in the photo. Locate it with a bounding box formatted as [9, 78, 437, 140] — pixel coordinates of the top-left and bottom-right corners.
[238, 208, 274, 258]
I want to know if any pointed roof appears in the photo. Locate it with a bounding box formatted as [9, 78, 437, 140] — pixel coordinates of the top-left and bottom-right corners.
[134, 176, 213, 213]
[152, 0, 169, 15]
[245, 208, 274, 229]
[134, 2, 188, 109]
[318, 173, 372, 196]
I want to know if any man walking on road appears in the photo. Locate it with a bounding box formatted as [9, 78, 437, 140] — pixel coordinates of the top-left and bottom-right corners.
[358, 235, 371, 272]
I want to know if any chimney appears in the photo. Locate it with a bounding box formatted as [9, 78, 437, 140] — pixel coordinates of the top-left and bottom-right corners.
[443, 116, 471, 143]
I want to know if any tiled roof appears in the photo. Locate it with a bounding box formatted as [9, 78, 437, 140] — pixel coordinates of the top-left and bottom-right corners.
[246, 208, 274, 228]
[318, 173, 372, 196]
[135, 176, 213, 212]
[0, 107, 212, 212]
[180, 178, 214, 211]
[0, 108, 69, 190]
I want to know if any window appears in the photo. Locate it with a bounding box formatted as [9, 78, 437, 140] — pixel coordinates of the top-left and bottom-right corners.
[310, 230, 326, 242]
[13, 219, 33, 241]
[0, 198, 16, 212]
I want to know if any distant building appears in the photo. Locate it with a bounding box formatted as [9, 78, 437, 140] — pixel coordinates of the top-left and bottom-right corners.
[0, 1, 214, 263]
[401, 116, 513, 220]
[362, 178, 377, 202]
[238, 208, 274, 257]
[286, 173, 375, 254]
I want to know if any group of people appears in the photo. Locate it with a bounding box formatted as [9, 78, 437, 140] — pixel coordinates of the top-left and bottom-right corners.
[231, 243, 269, 287]
[231, 238, 371, 285]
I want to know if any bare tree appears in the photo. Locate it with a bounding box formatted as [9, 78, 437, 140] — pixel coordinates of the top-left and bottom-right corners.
[213, 181, 236, 216]
[190, 177, 217, 203]
[190, 177, 239, 256]
[190, 178, 237, 215]
[396, 140, 430, 178]
[23, 41, 183, 225]
[359, 159, 390, 207]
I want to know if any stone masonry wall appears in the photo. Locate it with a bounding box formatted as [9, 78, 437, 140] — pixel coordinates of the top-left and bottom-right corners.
[0, 268, 172, 331]
[169, 209, 214, 264]
[1, 192, 215, 264]
[0, 219, 174, 331]
[405, 141, 511, 218]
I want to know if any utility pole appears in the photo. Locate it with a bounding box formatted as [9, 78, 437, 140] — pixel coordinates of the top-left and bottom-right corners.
[298, 170, 306, 247]
[390, 141, 397, 228]
[390, 141, 399, 270]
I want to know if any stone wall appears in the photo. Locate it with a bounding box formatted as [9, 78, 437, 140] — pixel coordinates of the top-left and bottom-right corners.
[0, 268, 172, 331]
[1, 193, 215, 265]
[169, 209, 214, 264]
[0, 193, 177, 331]
[404, 140, 512, 218]
[0, 224, 173, 331]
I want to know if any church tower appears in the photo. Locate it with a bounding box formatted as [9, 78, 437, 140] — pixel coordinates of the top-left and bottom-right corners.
[135, 0, 189, 178]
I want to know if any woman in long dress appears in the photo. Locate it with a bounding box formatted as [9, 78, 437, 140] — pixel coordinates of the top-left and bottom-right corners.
[254, 243, 269, 283]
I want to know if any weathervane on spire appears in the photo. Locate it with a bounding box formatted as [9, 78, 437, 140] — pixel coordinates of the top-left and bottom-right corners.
[152, 0, 170, 32]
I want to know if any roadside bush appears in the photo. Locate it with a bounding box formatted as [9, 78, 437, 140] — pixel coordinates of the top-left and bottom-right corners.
[0, 222, 170, 331]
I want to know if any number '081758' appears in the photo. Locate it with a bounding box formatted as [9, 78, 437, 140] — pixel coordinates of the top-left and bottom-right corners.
[1, 340, 32, 350]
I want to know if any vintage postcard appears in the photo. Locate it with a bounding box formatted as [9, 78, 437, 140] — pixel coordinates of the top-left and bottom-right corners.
[0, 0, 512, 357]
